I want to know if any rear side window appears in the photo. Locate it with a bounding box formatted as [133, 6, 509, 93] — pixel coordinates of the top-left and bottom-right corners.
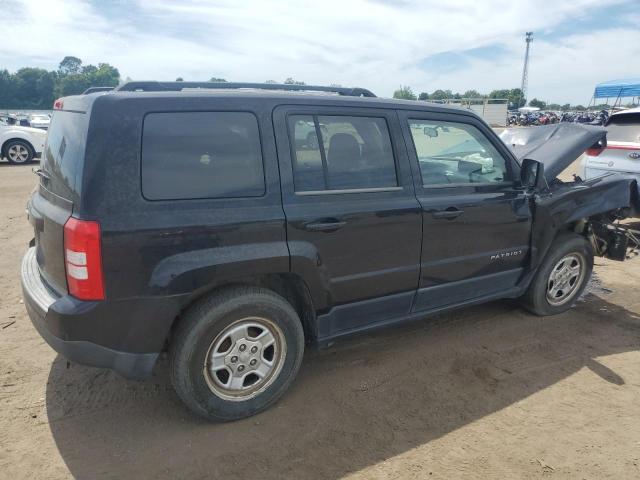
[606, 113, 640, 143]
[142, 112, 264, 200]
[288, 115, 397, 191]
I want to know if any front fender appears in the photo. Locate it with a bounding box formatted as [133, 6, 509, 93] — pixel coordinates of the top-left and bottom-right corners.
[532, 175, 640, 267]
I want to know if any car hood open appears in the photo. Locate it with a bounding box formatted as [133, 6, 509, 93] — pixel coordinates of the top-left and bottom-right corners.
[499, 123, 607, 181]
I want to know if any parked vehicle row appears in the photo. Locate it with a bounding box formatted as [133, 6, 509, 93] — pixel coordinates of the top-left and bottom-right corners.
[1, 113, 51, 130]
[560, 110, 609, 126]
[508, 109, 614, 127]
[508, 111, 559, 126]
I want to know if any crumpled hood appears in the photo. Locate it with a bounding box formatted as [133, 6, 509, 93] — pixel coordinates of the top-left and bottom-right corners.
[499, 124, 607, 181]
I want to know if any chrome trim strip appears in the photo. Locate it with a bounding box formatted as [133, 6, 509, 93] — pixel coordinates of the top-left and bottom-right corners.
[296, 186, 403, 196]
[21, 247, 57, 312]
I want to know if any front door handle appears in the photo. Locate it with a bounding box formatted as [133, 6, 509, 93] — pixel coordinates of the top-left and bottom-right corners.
[432, 208, 463, 220]
[304, 218, 346, 232]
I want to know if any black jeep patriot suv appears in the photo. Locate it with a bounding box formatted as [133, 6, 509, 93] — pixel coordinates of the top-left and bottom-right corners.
[22, 81, 636, 421]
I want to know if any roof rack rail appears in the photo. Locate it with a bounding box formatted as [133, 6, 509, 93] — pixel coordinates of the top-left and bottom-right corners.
[115, 81, 376, 98]
[82, 86, 115, 94]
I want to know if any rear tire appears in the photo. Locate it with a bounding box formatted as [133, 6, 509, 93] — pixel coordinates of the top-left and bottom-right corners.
[169, 287, 305, 421]
[522, 233, 594, 316]
[4, 139, 35, 164]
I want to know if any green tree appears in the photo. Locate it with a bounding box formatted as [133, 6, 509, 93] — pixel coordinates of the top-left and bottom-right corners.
[529, 98, 547, 109]
[574, 105, 586, 111]
[561, 103, 571, 111]
[547, 103, 561, 110]
[209, 77, 227, 82]
[284, 77, 305, 85]
[176, 77, 184, 81]
[58, 56, 82, 75]
[430, 89, 453, 100]
[0, 69, 14, 107]
[55, 61, 119, 97]
[508, 88, 526, 108]
[418, 92, 429, 100]
[393, 86, 417, 100]
[463, 90, 483, 98]
[13, 68, 56, 109]
[489, 89, 509, 99]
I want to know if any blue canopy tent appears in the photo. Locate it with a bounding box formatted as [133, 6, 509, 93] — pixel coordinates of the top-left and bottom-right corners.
[592, 78, 640, 108]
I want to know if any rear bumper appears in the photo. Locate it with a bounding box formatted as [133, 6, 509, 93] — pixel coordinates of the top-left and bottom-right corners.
[21, 247, 160, 380]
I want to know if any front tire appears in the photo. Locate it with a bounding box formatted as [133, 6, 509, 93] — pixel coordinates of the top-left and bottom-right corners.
[4, 140, 35, 164]
[169, 287, 305, 421]
[522, 233, 594, 316]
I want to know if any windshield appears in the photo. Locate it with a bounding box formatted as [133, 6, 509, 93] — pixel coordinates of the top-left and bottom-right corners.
[606, 113, 640, 143]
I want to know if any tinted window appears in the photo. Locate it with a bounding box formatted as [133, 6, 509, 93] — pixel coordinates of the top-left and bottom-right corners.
[408, 120, 508, 186]
[289, 115, 397, 191]
[42, 110, 89, 200]
[142, 112, 264, 200]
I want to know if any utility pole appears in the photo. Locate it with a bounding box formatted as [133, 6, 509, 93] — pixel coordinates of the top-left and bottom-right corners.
[519, 32, 533, 107]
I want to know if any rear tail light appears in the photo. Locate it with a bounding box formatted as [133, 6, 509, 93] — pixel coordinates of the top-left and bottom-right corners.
[585, 147, 604, 156]
[53, 98, 64, 110]
[63, 217, 105, 300]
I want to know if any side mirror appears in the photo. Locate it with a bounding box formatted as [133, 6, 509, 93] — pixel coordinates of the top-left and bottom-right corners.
[521, 158, 546, 190]
[424, 126, 438, 138]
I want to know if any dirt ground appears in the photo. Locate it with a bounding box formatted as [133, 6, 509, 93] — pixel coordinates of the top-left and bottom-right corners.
[1, 162, 639, 480]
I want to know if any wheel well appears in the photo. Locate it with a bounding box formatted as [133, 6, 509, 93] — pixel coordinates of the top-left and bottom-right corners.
[1, 138, 34, 157]
[169, 274, 317, 347]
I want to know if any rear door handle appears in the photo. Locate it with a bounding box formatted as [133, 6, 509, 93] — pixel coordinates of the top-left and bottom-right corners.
[432, 208, 463, 220]
[304, 218, 346, 232]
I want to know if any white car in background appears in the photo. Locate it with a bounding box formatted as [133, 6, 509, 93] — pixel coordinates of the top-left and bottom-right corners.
[28, 114, 51, 130]
[0, 121, 47, 164]
[582, 107, 640, 179]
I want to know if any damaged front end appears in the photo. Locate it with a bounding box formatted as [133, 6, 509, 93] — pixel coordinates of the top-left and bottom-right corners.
[500, 124, 640, 267]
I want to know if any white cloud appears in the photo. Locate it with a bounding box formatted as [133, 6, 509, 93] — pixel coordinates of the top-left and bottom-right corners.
[0, 0, 638, 104]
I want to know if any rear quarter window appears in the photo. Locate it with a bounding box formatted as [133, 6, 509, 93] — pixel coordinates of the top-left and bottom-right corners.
[42, 110, 88, 199]
[141, 112, 265, 200]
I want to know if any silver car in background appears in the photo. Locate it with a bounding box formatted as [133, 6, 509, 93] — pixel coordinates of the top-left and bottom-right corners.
[582, 107, 640, 179]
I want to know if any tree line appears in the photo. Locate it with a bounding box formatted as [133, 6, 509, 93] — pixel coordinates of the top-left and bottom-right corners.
[0, 56, 120, 109]
[392, 85, 597, 111]
[3, 57, 619, 112]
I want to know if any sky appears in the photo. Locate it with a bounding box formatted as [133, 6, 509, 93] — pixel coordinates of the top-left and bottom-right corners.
[1, 0, 639, 105]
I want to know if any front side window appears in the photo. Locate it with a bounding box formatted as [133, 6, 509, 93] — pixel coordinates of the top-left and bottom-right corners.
[289, 115, 398, 191]
[408, 120, 509, 186]
[142, 112, 264, 200]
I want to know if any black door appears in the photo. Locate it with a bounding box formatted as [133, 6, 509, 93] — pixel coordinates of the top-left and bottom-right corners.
[398, 111, 532, 312]
[273, 105, 422, 336]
